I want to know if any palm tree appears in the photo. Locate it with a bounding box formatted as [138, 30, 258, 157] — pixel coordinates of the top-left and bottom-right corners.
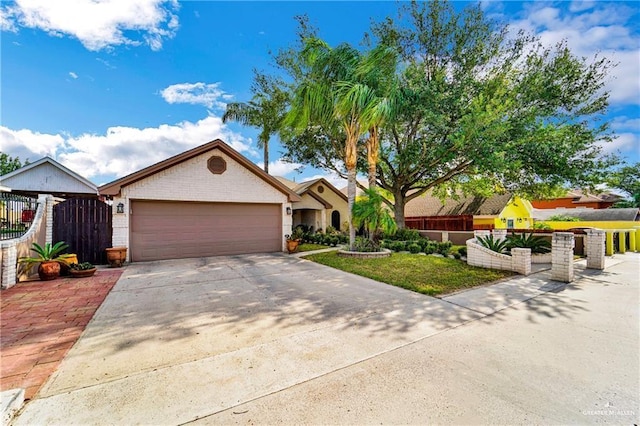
[352, 187, 397, 243]
[286, 38, 383, 250]
[222, 72, 288, 174]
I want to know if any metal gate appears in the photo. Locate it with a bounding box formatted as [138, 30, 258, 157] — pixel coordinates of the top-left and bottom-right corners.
[53, 198, 112, 264]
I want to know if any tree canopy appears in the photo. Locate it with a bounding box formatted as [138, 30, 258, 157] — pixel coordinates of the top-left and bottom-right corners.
[0, 153, 28, 176]
[277, 0, 618, 228]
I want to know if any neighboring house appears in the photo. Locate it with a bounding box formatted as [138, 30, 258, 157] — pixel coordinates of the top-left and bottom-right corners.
[533, 207, 640, 222]
[0, 157, 98, 198]
[531, 189, 623, 209]
[99, 139, 301, 262]
[405, 191, 534, 230]
[277, 177, 349, 232]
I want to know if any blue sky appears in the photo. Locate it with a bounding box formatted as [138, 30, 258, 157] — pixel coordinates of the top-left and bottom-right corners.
[1, 1, 638, 188]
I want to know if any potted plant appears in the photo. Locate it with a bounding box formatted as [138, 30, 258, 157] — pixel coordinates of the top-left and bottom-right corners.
[105, 247, 127, 267]
[18, 241, 75, 281]
[286, 227, 305, 254]
[69, 262, 97, 278]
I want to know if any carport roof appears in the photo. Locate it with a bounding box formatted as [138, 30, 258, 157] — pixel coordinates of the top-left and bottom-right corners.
[98, 139, 301, 202]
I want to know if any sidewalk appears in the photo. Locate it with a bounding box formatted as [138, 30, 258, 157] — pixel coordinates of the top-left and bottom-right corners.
[0, 269, 123, 400]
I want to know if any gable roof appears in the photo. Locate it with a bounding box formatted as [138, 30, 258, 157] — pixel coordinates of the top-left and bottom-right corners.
[405, 191, 513, 217]
[533, 207, 639, 222]
[0, 157, 98, 196]
[99, 139, 301, 202]
[276, 176, 347, 204]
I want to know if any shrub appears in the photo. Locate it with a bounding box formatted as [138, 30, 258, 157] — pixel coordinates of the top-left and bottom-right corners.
[407, 243, 421, 254]
[390, 241, 407, 252]
[385, 228, 422, 241]
[436, 241, 452, 256]
[353, 236, 380, 252]
[477, 235, 509, 254]
[423, 242, 436, 255]
[458, 247, 467, 257]
[547, 214, 581, 222]
[533, 222, 553, 230]
[506, 233, 551, 254]
[453, 252, 461, 260]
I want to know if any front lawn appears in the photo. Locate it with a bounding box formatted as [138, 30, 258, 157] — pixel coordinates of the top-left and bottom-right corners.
[303, 252, 515, 296]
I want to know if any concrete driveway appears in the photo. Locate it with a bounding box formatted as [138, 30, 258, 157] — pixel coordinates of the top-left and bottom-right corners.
[14, 252, 639, 425]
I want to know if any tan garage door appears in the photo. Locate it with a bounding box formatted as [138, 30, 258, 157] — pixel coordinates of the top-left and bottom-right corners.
[130, 200, 282, 262]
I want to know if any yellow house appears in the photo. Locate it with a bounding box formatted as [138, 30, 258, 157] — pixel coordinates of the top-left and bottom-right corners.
[494, 196, 534, 229]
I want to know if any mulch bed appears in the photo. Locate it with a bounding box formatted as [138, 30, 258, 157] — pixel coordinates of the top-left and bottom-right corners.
[0, 268, 123, 399]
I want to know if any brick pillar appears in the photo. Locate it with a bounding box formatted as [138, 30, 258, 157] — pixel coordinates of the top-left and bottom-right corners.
[552, 232, 575, 283]
[442, 231, 449, 242]
[45, 194, 54, 245]
[511, 248, 531, 275]
[493, 229, 507, 242]
[585, 229, 605, 270]
[605, 231, 614, 256]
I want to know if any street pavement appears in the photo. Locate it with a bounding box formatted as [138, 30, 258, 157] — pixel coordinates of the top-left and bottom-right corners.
[12, 252, 639, 425]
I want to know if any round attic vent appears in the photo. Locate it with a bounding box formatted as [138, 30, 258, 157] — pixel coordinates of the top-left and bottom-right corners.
[318, 185, 324, 193]
[207, 156, 227, 174]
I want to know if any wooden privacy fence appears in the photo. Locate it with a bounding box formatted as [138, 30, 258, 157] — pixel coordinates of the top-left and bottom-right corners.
[406, 215, 474, 231]
[53, 198, 112, 265]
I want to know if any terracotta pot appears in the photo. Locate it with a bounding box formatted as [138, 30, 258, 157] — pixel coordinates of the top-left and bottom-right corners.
[69, 268, 97, 278]
[38, 261, 60, 281]
[106, 247, 127, 267]
[286, 239, 301, 254]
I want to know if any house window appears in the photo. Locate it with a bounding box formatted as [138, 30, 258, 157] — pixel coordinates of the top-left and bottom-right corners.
[507, 219, 514, 229]
[207, 156, 226, 174]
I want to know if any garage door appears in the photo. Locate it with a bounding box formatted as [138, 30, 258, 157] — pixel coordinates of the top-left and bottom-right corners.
[130, 200, 282, 261]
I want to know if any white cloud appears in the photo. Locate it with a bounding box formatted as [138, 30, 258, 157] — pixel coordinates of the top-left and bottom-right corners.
[306, 172, 348, 191]
[0, 0, 179, 51]
[612, 117, 640, 132]
[599, 133, 639, 156]
[0, 116, 252, 182]
[69, 71, 78, 79]
[160, 82, 230, 110]
[511, 3, 639, 106]
[257, 158, 303, 177]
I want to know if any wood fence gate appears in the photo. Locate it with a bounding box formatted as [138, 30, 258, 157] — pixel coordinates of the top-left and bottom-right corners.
[53, 199, 112, 265]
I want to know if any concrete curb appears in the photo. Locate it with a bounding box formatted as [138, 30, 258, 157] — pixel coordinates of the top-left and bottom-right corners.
[1, 389, 24, 426]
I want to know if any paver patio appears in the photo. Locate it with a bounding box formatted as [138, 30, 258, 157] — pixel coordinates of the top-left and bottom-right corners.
[0, 269, 122, 399]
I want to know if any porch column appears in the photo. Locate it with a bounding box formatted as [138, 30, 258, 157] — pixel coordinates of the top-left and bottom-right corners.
[618, 231, 626, 253]
[320, 210, 327, 232]
[605, 231, 614, 256]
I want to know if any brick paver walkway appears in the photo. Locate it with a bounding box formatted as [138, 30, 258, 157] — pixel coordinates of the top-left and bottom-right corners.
[0, 269, 122, 399]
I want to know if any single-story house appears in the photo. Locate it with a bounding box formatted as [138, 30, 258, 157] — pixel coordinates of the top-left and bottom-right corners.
[0, 157, 98, 198]
[533, 207, 640, 222]
[276, 177, 349, 232]
[531, 189, 623, 209]
[405, 191, 534, 230]
[98, 139, 301, 262]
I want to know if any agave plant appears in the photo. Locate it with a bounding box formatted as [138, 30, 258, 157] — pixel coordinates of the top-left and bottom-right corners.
[506, 233, 551, 254]
[476, 235, 509, 254]
[18, 241, 74, 270]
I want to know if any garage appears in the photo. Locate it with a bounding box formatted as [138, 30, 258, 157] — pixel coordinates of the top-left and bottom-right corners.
[130, 201, 282, 261]
[99, 140, 300, 263]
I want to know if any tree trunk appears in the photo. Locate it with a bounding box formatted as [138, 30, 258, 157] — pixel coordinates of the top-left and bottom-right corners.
[347, 167, 357, 251]
[394, 190, 406, 229]
[366, 128, 379, 190]
[263, 138, 269, 174]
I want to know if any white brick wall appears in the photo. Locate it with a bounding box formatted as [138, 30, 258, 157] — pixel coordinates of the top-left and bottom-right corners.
[466, 238, 531, 275]
[111, 149, 291, 258]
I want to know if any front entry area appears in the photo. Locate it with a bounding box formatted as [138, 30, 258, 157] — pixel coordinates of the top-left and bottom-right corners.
[130, 200, 281, 261]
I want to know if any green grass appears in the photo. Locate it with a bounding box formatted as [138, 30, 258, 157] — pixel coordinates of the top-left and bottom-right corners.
[297, 243, 331, 252]
[303, 251, 515, 296]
